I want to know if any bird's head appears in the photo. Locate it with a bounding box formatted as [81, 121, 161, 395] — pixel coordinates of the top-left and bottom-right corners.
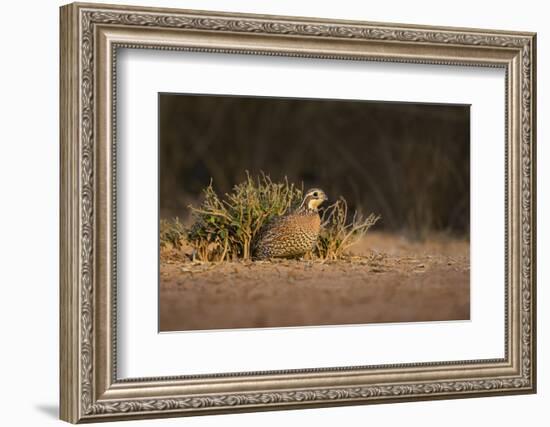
[299, 188, 328, 212]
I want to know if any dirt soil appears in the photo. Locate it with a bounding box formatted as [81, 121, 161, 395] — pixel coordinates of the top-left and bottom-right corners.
[159, 232, 470, 331]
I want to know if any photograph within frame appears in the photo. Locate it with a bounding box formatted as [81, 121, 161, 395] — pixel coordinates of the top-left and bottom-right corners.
[118, 50, 504, 376]
[158, 93, 471, 332]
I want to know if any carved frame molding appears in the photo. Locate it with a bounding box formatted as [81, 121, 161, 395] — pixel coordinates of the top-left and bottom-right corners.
[60, 2, 536, 423]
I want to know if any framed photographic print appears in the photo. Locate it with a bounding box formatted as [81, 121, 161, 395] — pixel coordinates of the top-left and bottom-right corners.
[60, 2, 537, 423]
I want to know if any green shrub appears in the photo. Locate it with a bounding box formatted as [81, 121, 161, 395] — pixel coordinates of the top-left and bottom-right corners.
[185, 173, 302, 261]
[163, 174, 380, 261]
[160, 217, 186, 250]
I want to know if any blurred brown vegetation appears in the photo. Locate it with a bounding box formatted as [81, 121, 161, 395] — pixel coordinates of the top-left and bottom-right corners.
[159, 94, 469, 238]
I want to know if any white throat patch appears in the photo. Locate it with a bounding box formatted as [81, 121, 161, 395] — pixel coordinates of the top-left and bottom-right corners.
[307, 198, 323, 210]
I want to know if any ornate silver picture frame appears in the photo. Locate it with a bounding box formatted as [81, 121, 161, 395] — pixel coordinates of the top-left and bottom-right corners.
[60, 2, 536, 423]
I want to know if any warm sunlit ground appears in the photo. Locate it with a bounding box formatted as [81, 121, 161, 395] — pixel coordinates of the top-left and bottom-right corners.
[159, 232, 469, 332]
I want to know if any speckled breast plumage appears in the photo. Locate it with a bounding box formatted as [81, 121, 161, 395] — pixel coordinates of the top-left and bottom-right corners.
[253, 209, 321, 259]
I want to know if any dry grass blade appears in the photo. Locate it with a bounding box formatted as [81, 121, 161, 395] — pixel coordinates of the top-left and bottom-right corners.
[316, 198, 381, 260]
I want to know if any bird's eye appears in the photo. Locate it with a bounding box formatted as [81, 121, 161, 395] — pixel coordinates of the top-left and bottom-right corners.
[313, 192, 318, 197]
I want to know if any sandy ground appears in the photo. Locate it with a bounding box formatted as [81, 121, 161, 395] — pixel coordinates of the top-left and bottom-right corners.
[159, 232, 470, 331]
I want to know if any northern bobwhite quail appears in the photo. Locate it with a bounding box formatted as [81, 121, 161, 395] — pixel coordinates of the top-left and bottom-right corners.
[253, 188, 328, 259]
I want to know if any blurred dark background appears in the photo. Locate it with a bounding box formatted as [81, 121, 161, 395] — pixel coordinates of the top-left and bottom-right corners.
[159, 93, 470, 238]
